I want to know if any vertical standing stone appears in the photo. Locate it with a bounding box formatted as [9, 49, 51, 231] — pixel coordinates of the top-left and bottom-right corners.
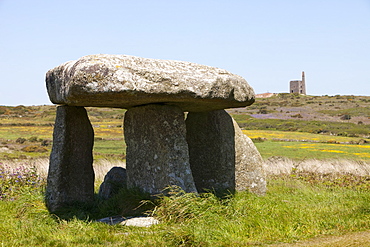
[186, 110, 235, 193]
[186, 110, 266, 195]
[124, 104, 197, 194]
[46, 106, 95, 212]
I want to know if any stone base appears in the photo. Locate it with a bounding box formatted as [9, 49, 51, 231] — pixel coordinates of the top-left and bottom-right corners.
[186, 110, 266, 195]
[124, 104, 197, 194]
[46, 106, 95, 212]
[98, 167, 127, 200]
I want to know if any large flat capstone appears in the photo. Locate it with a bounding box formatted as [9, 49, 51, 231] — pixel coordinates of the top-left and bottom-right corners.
[46, 54, 255, 112]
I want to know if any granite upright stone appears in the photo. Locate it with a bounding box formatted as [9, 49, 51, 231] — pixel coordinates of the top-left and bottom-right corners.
[98, 167, 127, 200]
[124, 104, 197, 194]
[186, 110, 266, 195]
[46, 106, 95, 212]
[185, 110, 235, 193]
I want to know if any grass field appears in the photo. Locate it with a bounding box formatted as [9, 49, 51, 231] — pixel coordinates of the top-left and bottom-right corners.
[0, 160, 369, 246]
[1, 126, 369, 161]
[1, 99, 369, 161]
[254, 141, 370, 160]
[243, 129, 368, 143]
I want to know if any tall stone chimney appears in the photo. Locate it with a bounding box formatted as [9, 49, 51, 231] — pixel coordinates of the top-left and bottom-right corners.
[301, 71, 306, 95]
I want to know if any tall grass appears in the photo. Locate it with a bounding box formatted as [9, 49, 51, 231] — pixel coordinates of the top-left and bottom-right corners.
[264, 157, 370, 176]
[0, 158, 125, 183]
[7, 156, 369, 179]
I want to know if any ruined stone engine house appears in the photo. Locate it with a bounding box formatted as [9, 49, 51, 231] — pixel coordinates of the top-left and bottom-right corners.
[290, 71, 306, 95]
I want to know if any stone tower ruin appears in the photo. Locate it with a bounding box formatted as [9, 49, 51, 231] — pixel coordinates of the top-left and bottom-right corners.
[290, 71, 306, 94]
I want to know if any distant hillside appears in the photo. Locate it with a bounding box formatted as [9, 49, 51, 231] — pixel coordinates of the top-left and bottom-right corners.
[228, 94, 370, 138]
[1, 94, 369, 138]
[229, 94, 370, 125]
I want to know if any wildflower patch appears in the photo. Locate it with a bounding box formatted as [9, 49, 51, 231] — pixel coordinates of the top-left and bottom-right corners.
[0, 163, 45, 200]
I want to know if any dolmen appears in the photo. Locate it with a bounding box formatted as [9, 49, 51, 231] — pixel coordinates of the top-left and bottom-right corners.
[45, 54, 266, 212]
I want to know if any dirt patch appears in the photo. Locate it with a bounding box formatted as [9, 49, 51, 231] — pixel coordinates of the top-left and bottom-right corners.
[270, 230, 370, 247]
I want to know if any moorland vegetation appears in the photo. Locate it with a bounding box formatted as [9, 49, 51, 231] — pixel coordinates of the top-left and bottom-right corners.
[0, 94, 369, 246]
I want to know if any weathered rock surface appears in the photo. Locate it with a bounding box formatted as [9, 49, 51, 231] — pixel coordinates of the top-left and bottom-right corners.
[98, 167, 127, 200]
[124, 104, 197, 194]
[186, 110, 266, 195]
[186, 110, 235, 193]
[46, 106, 95, 212]
[46, 54, 255, 112]
[233, 117, 266, 194]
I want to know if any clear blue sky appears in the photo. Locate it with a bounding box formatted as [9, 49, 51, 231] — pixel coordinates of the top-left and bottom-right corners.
[1, 0, 369, 106]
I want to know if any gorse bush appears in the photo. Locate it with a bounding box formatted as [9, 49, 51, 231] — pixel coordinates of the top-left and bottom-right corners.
[0, 163, 45, 200]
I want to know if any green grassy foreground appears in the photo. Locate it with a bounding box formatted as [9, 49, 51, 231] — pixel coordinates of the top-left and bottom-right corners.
[1, 98, 369, 245]
[0, 163, 369, 246]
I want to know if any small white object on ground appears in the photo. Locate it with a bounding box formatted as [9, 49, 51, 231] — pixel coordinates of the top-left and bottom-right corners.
[97, 216, 159, 227]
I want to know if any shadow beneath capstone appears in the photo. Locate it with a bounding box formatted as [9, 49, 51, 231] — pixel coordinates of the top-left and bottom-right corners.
[48, 188, 155, 221]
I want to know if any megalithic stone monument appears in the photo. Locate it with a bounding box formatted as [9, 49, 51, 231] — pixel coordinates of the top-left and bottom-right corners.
[45, 54, 265, 212]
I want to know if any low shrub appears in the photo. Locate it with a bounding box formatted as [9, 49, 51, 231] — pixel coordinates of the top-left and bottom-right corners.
[251, 137, 266, 143]
[340, 114, 351, 120]
[41, 139, 52, 146]
[16, 137, 26, 144]
[28, 136, 39, 142]
[21, 145, 48, 153]
[258, 107, 268, 114]
[291, 113, 303, 118]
